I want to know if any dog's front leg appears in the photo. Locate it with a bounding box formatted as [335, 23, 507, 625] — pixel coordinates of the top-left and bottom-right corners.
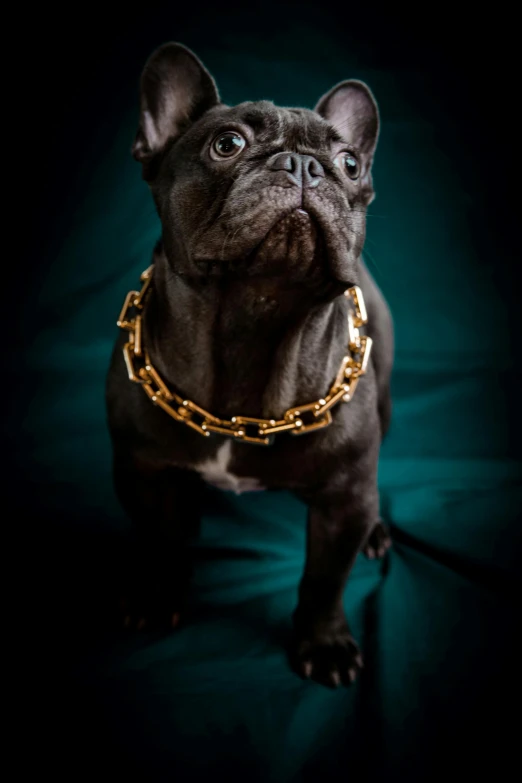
[114, 453, 204, 630]
[292, 445, 382, 686]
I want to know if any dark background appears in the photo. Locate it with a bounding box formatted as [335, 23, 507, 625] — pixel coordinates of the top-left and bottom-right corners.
[23, 1, 520, 326]
[13, 2, 521, 781]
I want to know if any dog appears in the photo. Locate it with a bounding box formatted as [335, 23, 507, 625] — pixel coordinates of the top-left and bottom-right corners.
[106, 42, 394, 688]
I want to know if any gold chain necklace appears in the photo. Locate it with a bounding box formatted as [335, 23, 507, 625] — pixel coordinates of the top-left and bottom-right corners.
[117, 265, 372, 446]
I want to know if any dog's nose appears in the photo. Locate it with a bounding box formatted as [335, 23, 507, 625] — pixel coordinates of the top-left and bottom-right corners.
[268, 152, 325, 189]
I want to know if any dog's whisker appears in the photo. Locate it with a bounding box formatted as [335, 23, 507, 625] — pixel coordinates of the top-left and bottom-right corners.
[361, 245, 382, 274]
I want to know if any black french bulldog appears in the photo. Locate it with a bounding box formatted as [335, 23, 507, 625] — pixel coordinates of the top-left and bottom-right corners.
[106, 42, 393, 688]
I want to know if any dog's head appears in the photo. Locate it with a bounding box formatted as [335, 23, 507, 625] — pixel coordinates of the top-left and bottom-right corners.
[133, 43, 379, 291]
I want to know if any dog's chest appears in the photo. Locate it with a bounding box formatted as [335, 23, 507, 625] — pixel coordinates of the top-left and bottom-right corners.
[194, 441, 265, 494]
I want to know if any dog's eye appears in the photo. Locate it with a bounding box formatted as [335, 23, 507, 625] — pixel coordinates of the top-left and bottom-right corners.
[334, 152, 360, 180]
[210, 132, 247, 160]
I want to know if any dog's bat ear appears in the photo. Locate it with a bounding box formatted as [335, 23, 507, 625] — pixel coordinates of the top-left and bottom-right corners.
[132, 42, 220, 175]
[315, 80, 379, 203]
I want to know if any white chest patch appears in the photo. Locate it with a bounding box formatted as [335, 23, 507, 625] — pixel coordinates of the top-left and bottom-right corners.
[194, 440, 264, 494]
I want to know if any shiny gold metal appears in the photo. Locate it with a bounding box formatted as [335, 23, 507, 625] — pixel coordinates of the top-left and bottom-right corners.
[152, 394, 186, 423]
[283, 401, 333, 435]
[116, 266, 372, 446]
[292, 411, 333, 434]
[140, 265, 154, 282]
[346, 285, 367, 327]
[134, 268, 153, 306]
[183, 399, 223, 425]
[236, 432, 272, 445]
[334, 356, 350, 390]
[347, 310, 361, 351]
[230, 416, 273, 445]
[143, 354, 174, 400]
[359, 336, 372, 375]
[204, 423, 238, 437]
[345, 376, 360, 399]
[261, 421, 296, 436]
[232, 415, 270, 425]
[123, 342, 140, 382]
[134, 315, 143, 356]
[117, 290, 140, 330]
[184, 418, 211, 436]
[313, 386, 349, 417]
[142, 383, 156, 399]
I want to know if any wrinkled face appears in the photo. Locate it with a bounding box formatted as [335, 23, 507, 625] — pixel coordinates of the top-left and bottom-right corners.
[133, 44, 379, 293]
[153, 102, 367, 287]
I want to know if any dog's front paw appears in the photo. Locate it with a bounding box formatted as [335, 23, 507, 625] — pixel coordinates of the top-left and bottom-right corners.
[117, 576, 186, 632]
[290, 620, 363, 687]
[119, 594, 182, 631]
[363, 520, 392, 559]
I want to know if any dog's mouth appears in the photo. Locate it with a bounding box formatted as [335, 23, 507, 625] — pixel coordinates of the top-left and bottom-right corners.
[193, 208, 327, 281]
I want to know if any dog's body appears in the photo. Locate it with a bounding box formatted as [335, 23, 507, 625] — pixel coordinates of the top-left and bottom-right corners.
[106, 43, 393, 687]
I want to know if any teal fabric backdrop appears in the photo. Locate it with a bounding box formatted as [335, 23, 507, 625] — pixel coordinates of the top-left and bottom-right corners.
[18, 5, 520, 781]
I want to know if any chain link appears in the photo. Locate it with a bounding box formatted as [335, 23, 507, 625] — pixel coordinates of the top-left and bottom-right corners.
[117, 265, 372, 446]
